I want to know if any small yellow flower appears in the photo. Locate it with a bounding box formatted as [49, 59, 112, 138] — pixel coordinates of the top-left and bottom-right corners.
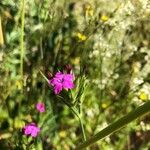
[85, 5, 93, 17]
[139, 91, 148, 101]
[76, 32, 87, 41]
[59, 130, 67, 138]
[16, 80, 22, 90]
[101, 15, 109, 22]
[71, 57, 80, 65]
[101, 103, 108, 109]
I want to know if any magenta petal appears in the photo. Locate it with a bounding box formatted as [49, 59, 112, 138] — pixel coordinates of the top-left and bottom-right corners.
[31, 128, 40, 137]
[24, 127, 31, 135]
[49, 71, 75, 94]
[49, 79, 55, 86]
[30, 123, 36, 126]
[63, 81, 74, 89]
[31, 132, 37, 137]
[55, 72, 64, 79]
[23, 123, 40, 137]
[54, 84, 63, 94]
[50, 78, 62, 85]
[36, 102, 45, 113]
[63, 74, 74, 81]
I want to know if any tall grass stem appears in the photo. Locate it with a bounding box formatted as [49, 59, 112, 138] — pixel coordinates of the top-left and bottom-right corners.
[20, 0, 25, 88]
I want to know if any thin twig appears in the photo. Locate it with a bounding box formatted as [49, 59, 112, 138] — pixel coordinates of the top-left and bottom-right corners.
[39, 70, 49, 83]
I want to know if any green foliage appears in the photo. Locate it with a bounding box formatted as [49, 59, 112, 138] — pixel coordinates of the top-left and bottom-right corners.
[0, 0, 150, 149]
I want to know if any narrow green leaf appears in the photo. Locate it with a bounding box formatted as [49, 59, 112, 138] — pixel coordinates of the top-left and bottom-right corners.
[76, 100, 150, 149]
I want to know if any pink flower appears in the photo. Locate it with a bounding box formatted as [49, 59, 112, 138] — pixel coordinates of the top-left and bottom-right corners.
[36, 102, 45, 113]
[23, 123, 40, 137]
[49, 71, 74, 94]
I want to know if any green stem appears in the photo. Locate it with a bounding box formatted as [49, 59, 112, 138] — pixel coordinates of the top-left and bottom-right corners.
[75, 100, 150, 149]
[20, 0, 25, 88]
[39, 70, 49, 83]
[79, 115, 86, 141]
[55, 96, 87, 141]
[71, 107, 86, 142]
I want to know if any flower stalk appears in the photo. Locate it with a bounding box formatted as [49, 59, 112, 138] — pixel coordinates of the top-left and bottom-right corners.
[71, 107, 86, 141]
[20, 0, 25, 88]
[39, 70, 49, 83]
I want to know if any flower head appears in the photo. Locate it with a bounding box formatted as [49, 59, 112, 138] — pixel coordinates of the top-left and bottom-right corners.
[101, 15, 109, 22]
[23, 123, 40, 137]
[49, 71, 74, 94]
[139, 91, 148, 101]
[85, 4, 93, 17]
[36, 102, 45, 113]
[76, 32, 87, 41]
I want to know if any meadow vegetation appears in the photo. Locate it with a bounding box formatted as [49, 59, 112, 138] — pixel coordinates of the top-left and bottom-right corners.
[0, 0, 150, 149]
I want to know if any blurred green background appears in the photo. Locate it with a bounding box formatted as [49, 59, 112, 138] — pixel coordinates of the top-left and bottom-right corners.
[0, 0, 150, 149]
